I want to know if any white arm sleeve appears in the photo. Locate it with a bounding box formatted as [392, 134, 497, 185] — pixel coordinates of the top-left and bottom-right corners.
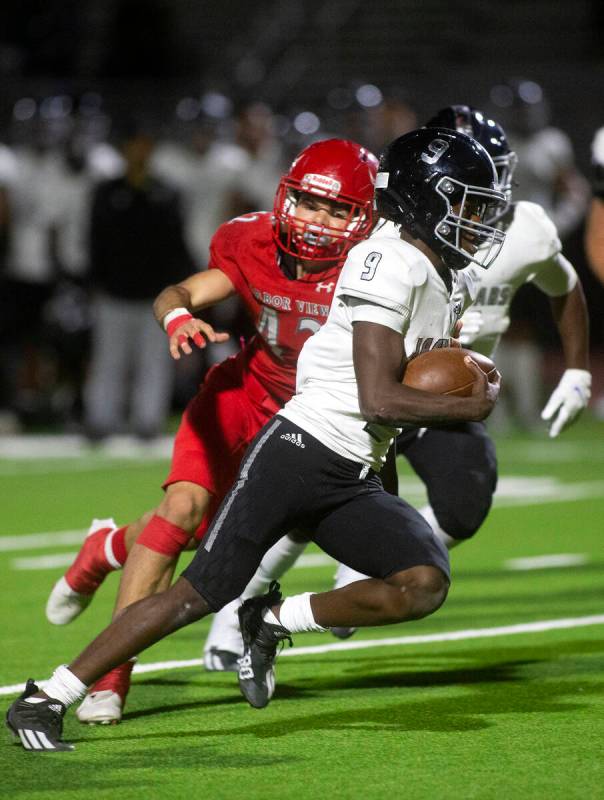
[531, 253, 578, 297]
[346, 296, 407, 334]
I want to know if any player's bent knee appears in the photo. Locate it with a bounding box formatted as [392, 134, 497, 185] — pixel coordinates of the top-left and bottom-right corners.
[161, 484, 208, 529]
[411, 572, 449, 619]
[434, 470, 496, 541]
[387, 566, 449, 621]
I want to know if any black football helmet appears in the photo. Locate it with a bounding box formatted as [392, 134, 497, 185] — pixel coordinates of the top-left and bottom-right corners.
[426, 105, 517, 221]
[375, 127, 506, 270]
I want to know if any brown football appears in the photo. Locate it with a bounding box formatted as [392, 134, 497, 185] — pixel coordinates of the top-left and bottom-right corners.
[402, 347, 497, 397]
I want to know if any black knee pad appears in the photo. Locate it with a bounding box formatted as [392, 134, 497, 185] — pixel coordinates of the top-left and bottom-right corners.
[432, 463, 496, 540]
[402, 422, 497, 542]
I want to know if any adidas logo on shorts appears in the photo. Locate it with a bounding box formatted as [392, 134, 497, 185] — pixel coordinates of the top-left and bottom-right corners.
[280, 432, 305, 448]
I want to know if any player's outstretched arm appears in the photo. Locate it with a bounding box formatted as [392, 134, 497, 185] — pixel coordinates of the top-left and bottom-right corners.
[541, 280, 591, 437]
[353, 321, 500, 427]
[153, 270, 236, 359]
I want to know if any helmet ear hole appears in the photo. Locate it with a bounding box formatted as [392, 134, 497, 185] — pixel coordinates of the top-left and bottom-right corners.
[376, 187, 419, 236]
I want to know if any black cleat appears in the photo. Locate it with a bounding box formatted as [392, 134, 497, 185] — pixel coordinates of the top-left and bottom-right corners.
[237, 582, 292, 708]
[6, 679, 74, 752]
[331, 626, 358, 640]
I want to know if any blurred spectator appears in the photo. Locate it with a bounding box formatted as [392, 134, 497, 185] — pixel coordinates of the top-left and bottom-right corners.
[83, 120, 193, 442]
[0, 143, 12, 262]
[363, 90, 418, 157]
[39, 133, 122, 426]
[490, 78, 590, 239]
[152, 101, 247, 270]
[585, 127, 604, 284]
[0, 116, 62, 430]
[225, 101, 285, 217]
[0, 141, 19, 432]
[336, 86, 417, 159]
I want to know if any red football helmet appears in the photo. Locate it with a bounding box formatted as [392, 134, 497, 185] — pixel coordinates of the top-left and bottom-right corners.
[273, 138, 378, 265]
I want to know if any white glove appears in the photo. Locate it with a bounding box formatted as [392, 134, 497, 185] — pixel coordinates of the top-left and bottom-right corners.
[541, 369, 591, 437]
[458, 309, 483, 345]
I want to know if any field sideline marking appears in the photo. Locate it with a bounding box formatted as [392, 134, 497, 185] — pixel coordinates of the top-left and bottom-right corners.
[2, 613, 603, 697]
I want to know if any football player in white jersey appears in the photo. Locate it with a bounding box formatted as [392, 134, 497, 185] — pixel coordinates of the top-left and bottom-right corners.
[204, 106, 591, 656]
[328, 107, 590, 626]
[7, 127, 504, 749]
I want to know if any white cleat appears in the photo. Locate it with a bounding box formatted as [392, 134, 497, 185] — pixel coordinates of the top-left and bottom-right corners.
[76, 690, 123, 725]
[46, 576, 93, 625]
[45, 517, 118, 625]
[87, 517, 118, 536]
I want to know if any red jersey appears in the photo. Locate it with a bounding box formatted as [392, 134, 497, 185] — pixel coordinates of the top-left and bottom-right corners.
[208, 212, 341, 406]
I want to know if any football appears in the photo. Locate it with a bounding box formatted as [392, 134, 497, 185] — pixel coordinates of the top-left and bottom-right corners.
[402, 347, 497, 397]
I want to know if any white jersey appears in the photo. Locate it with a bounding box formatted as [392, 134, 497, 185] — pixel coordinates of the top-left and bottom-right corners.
[459, 201, 577, 358]
[281, 221, 470, 471]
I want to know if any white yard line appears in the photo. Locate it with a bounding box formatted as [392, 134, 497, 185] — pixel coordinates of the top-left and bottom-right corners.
[0, 530, 87, 552]
[0, 461, 167, 477]
[12, 553, 81, 570]
[2, 613, 603, 697]
[10, 551, 336, 571]
[505, 554, 589, 570]
[0, 434, 173, 460]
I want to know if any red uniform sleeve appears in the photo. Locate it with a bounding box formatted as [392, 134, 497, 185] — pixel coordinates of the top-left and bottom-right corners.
[208, 214, 264, 296]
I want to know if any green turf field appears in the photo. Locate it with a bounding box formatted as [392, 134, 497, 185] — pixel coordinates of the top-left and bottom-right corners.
[1, 419, 604, 798]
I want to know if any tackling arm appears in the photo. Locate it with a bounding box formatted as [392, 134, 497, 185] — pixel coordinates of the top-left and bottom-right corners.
[153, 269, 237, 359]
[353, 321, 499, 427]
[548, 281, 590, 371]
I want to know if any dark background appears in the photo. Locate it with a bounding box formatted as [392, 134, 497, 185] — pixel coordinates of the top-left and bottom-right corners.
[1, 0, 602, 431]
[1, 0, 602, 166]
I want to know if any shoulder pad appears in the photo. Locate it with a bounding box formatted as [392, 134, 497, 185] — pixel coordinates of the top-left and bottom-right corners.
[512, 201, 561, 258]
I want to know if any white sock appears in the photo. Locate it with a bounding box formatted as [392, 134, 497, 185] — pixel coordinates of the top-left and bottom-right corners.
[333, 562, 370, 589]
[203, 598, 243, 656]
[241, 534, 308, 600]
[418, 505, 461, 550]
[273, 592, 327, 634]
[26, 665, 88, 708]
